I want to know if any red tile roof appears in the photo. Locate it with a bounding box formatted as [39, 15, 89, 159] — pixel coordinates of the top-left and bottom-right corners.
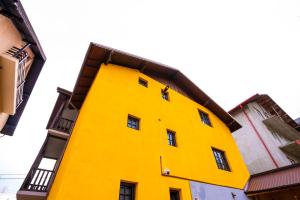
[246, 164, 300, 194]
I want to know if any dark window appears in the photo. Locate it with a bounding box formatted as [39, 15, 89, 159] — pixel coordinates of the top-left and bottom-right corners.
[127, 115, 140, 130]
[138, 77, 148, 87]
[170, 189, 180, 200]
[119, 182, 135, 200]
[198, 110, 212, 126]
[167, 130, 176, 147]
[212, 148, 230, 171]
[161, 90, 169, 101]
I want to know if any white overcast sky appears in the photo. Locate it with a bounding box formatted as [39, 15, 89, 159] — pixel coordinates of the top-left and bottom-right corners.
[0, 0, 300, 174]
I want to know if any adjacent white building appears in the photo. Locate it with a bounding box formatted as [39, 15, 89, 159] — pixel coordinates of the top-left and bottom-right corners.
[229, 94, 300, 175]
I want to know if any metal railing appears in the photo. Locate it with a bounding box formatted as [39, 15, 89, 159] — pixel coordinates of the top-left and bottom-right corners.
[53, 117, 74, 134]
[17, 57, 26, 86]
[22, 168, 54, 192]
[16, 82, 24, 108]
[6, 45, 29, 109]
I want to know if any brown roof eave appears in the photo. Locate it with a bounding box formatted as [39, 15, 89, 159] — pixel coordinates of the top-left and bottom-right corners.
[228, 94, 259, 114]
[69, 43, 94, 108]
[229, 94, 299, 131]
[15, 0, 46, 60]
[245, 183, 300, 196]
[174, 72, 241, 132]
[1, 0, 47, 60]
[0, 0, 46, 136]
[70, 43, 241, 132]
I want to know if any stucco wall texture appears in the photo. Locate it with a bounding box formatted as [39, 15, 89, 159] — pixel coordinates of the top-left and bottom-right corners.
[232, 102, 293, 174]
[48, 64, 249, 199]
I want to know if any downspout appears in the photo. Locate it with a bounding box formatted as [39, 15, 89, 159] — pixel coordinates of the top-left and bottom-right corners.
[240, 104, 279, 168]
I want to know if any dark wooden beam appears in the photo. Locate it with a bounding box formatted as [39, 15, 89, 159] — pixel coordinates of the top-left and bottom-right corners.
[105, 50, 114, 65]
[139, 61, 147, 72]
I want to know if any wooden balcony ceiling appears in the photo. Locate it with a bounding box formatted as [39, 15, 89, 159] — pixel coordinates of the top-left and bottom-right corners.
[263, 116, 300, 141]
[43, 136, 66, 159]
[229, 94, 300, 132]
[280, 140, 300, 160]
[257, 94, 300, 131]
[70, 43, 241, 132]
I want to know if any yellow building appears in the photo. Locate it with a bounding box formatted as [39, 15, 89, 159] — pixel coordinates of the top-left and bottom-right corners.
[18, 43, 249, 200]
[0, 0, 46, 136]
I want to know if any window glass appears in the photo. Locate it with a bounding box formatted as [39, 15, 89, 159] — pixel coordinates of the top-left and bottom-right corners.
[212, 148, 230, 171]
[161, 90, 169, 101]
[170, 189, 180, 200]
[138, 77, 148, 87]
[167, 130, 176, 147]
[127, 115, 140, 130]
[198, 110, 212, 126]
[119, 182, 135, 200]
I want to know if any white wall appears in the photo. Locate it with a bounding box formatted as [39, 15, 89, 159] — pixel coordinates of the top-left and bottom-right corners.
[232, 102, 293, 174]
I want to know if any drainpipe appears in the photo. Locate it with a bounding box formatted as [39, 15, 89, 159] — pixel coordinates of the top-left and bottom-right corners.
[240, 105, 279, 168]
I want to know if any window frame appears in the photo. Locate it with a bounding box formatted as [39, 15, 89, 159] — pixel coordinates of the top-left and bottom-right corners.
[138, 77, 148, 87]
[127, 115, 140, 130]
[161, 89, 170, 101]
[167, 129, 177, 147]
[169, 188, 181, 200]
[212, 147, 231, 171]
[119, 182, 135, 200]
[198, 109, 212, 127]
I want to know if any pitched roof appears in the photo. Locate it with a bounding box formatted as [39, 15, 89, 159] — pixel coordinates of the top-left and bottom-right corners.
[69, 42, 241, 132]
[245, 163, 300, 195]
[229, 94, 300, 131]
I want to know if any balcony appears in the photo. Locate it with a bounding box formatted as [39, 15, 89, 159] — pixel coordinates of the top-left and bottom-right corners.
[23, 168, 54, 192]
[53, 116, 74, 134]
[17, 135, 67, 200]
[0, 45, 28, 115]
[17, 168, 54, 200]
[17, 88, 77, 200]
[280, 140, 300, 160]
[263, 115, 300, 141]
[48, 116, 75, 139]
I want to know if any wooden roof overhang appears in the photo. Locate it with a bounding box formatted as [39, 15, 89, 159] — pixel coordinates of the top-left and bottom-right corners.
[0, 0, 46, 135]
[70, 43, 241, 132]
[229, 94, 300, 132]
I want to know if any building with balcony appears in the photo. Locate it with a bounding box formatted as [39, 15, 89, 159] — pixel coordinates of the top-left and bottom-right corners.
[17, 43, 249, 200]
[0, 0, 46, 136]
[229, 94, 300, 199]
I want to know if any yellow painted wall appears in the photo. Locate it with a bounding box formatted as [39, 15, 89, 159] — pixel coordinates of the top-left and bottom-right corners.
[48, 64, 249, 200]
